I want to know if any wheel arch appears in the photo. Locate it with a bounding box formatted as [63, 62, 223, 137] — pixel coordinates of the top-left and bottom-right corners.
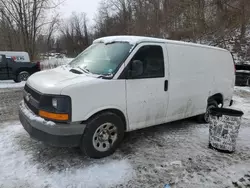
[208, 93, 224, 106]
[84, 108, 128, 131]
[15, 68, 31, 76]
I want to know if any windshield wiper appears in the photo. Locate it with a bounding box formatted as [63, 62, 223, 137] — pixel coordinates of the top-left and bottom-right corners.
[71, 66, 113, 79]
[98, 73, 113, 79]
[77, 66, 90, 74]
[70, 68, 83, 74]
[70, 66, 91, 75]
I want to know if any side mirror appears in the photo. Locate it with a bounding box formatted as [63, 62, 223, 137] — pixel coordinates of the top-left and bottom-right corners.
[128, 60, 143, 78]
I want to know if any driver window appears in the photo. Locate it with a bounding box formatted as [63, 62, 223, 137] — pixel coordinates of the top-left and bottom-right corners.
[6, 58, 13, 64]
[130, 45, 165, 79]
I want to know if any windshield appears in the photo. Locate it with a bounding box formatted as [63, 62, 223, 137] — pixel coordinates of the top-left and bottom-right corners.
[69, 42, 132, 76]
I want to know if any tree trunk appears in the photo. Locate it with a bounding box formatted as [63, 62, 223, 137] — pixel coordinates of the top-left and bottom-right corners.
[239, 0, 246, 43]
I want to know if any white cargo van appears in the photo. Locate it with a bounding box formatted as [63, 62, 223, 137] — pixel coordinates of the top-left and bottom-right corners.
[19, 36, 235, 158]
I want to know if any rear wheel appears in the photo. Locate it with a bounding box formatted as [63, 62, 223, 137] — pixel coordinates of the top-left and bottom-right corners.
[17, 71, 30, 82]
[13, 78, 18, 83]
[80, 112, 125, 159]
[197, 101, 218, 123]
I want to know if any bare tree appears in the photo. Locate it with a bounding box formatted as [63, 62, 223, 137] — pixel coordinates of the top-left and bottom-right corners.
[59, 12, 90, 57]
[1, 0, 250, 62]
[46, 15, 59, 52]
[0, 0, 62, 60]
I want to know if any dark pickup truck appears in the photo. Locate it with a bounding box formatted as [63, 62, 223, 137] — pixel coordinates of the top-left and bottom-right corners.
[0, 54, 40, 82]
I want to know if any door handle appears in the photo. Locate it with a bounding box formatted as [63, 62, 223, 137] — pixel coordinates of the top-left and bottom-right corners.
[164, 80, 168, 91]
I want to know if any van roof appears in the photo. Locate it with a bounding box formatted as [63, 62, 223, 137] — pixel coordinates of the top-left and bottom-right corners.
[93, 35, 228, 52]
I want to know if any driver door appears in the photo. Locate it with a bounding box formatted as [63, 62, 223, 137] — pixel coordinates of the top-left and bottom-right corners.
[123, 43, 169, 131]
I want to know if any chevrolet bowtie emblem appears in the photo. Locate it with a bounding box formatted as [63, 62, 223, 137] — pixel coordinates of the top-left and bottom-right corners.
[25, 93, 31, 102]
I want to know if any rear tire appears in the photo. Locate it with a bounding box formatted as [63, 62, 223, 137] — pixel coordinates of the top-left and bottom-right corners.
[197, 101, 218, 123]
[17, 71, 30, 82]
[13, 78, 19, 83]
[80, 112, 125, 159]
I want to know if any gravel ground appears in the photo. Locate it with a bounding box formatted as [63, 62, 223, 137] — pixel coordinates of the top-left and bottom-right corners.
[0, 88, 23, 122]
[0, 87, 250, 188]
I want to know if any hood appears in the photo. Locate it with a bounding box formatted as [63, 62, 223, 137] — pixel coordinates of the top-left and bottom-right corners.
[26, 66, 98, 94]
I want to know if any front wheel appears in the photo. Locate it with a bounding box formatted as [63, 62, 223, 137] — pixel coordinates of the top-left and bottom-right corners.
[197, 101, 218, 123]
[80, 112, 125, 159]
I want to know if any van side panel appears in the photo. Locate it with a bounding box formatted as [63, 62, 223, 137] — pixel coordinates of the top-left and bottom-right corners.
[166, 43, 211, 121]
[166, 43, 234, 122]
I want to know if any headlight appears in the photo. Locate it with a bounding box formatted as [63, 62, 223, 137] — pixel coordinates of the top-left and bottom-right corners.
[51, 97, 71, 112]
[39, 95, 71, 122]
[52, 98, 58, 109]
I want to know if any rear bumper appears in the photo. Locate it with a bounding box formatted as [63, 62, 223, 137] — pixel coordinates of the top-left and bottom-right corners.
[19, 100, 85, 147]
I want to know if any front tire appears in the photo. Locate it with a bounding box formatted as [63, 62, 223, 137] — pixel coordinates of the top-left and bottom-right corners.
[197, 101, 218, 123]
[80, 112, 125, 159]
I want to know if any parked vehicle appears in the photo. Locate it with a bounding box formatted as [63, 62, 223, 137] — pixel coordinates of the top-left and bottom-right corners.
[0, 51, 30, 63]
[19, 36, 235, 158]
[235, 64, 250, 86]
[0, 54, 40, 82]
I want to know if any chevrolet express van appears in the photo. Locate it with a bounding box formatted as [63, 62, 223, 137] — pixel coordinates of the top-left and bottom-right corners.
[19, 36, 235, 158]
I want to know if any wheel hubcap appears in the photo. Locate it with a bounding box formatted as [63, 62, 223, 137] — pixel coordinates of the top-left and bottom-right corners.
[20, 73, 29, 81]
[93, 123, 118, 152]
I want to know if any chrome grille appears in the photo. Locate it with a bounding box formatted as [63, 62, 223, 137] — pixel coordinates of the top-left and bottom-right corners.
[23, 84, 41, 115]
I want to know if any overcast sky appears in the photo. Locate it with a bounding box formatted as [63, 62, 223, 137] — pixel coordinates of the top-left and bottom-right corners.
[59, 0, 101, 22]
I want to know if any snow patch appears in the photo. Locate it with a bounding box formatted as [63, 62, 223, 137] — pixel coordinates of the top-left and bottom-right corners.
[0, 122, 134, 188]
[48, 160, 134, 188]
[20, 100, 55, 126]
[236, 70, 250, 73]
[93, 36, 141, 45]
[170, 161, 182, 167]
[222, 162, 250, 183]
[0, 80, 25, 88]
[234, 86, 250, 93]
[232, 88, 250, 120]
[93, 36, 228, 52]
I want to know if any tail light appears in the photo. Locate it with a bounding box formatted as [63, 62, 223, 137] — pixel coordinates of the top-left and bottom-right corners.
[36, 61, 41, 70]
[11, 56, 17, 61]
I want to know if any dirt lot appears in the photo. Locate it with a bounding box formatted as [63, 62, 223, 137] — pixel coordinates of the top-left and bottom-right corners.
[0, 87, 23, 122]
[0, 84, 250, 188]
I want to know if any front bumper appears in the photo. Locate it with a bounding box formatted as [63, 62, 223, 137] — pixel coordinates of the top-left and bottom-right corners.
[19, 100, 85, 147]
